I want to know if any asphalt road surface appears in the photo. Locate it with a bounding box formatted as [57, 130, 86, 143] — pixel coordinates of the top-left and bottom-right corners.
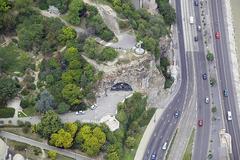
[142, 0, 194, 159]
[192, 1, 211, 160]
[209, 0, 240, 159]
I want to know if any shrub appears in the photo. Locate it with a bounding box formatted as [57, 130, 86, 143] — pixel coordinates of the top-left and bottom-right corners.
[57, 102, 70, 114]
[22, 126, 30, 133]
[25, 121, 31, 127]
[0, 108, 15, 118]
[14, 143, 28, 151]
[48, 150, 57, 160]
[33, 147, 42, 155]
[17, 120, 24, 127]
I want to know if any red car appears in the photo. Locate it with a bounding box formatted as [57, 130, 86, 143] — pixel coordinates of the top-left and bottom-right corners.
[198, 120, 203, 127]
[215, 32, 221, 39]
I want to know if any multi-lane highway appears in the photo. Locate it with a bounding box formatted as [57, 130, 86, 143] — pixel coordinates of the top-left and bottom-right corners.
[192, 1, 211, 159]
[143, 0, 195, 159]
[209, 0, 240, 159]
[143, 0, 240, 159]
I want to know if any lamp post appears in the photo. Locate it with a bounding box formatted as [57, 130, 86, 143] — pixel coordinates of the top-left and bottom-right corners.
[25, 148, 28, 160]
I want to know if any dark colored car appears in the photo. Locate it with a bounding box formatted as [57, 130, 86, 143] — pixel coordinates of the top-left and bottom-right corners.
[223, 89, 228, 97]
[151, 153, 156, 160]
[194, 0, 199, 6]
[194, 36, 198, 41]
[111, 82, 133, 91]
[174, 111, 180, 118]
[198, 120, 203, 127]
[202, 73, 207, 80]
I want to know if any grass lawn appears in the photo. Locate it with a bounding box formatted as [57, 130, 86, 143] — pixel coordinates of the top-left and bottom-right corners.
[0, 127, 44, 142]
[122, 127, 146, 160]
[4, 139, 74, 160]
[183, 128, 195, 160]
[5, 139, 43, 160]
[23, 106, 37, 116]
[166, 129, 178, 160]
[44, 149, 74, 160]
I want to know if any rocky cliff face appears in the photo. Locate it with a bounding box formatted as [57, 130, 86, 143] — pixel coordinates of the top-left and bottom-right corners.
[94, 51, 169, 108]
[131, 0, 158, 14]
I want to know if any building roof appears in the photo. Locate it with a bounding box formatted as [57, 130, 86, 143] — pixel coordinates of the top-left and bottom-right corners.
[100, 115, 119, 131]
[13, 154, 24, 160]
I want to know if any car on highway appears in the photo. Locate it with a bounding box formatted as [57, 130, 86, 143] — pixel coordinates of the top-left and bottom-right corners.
[205, 97, 209, 104]
[202, 73, 207, 80]
[162, 142, 168, 150]
[197, 25, 201, 31]
[174, 111, 180, 118]
[198, 120, 203, 127]
[194, 36, 198, 41]
[227, 111, 232, 121]
[223, 89, 228, 97]
[194, 0, 199, 6]
[215, 32, 221, 39]
[151, 153, 156, 160]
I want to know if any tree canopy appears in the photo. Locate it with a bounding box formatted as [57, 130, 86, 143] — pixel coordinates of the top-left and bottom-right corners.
[0, 78, 20, 106]
[36, 90, 55, 113]
[36, 111, 62, 138]
[50, 129, 73, 148]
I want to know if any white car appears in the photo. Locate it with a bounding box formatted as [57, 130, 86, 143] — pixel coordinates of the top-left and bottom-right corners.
[75, 111, 79, 115]
[227, 111, 232, 121]
[79, 110, 85, 115]
[205, 97, 209, 104]
[90, 104, 97, 110]
[162, 142, 168, 150]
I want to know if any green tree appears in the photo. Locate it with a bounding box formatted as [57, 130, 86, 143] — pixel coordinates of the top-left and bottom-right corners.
[210, 78, 217, 86]
[36, 90, 55, 113]
[83, 136, 101, 156]
[0, 46, 18, 73]
[57, 102, 70, 114]
[36, 111, 62, 138]
[207, 51, 214, 61]
[0, 0, 10, 12]
[62, 83, 82, 106]
[61, 69, 81, 84]
[75, 125, 92, 144]
[69, 60, 81, 69]
[50, 129, 73, 148]
[76, 125, 106, 156]
[99, 47, 118, 61]
[106, 152, 119, 160]
[93, 127, 106, 145]
[67, 0, 85, 25]
[157, 1, 176, 25]
[14, 0, 33, 10]
[0, 78, 20, 106]
[63, 47, 79, 62]
[46, 0, 69, 13]
[125, 136, 136, 148]
[64, 122, 78, 137]
[83, 37, 98, 59]
[58, 27, 76, 44]
[17, 23, 44, 51]
[48, 150, 57, 160]
[142, 37, 156, 53]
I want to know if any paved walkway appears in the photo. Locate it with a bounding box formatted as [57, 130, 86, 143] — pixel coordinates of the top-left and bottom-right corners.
[0, 91, 132, 127]
[0, 131, 93, 160]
